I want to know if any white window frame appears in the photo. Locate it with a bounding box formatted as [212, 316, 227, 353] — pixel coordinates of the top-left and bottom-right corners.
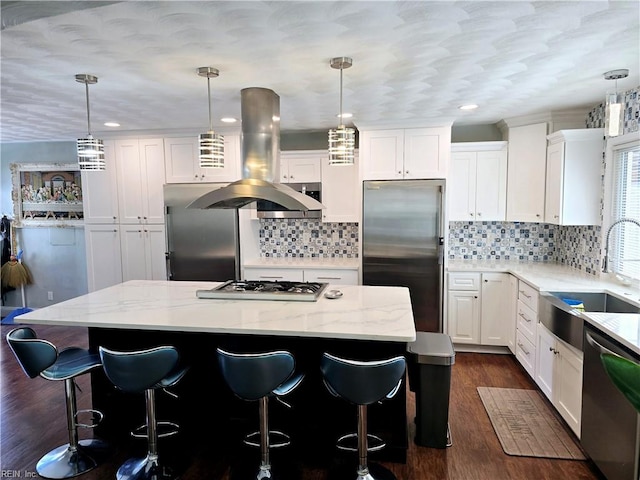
[602, 131, 640, 284]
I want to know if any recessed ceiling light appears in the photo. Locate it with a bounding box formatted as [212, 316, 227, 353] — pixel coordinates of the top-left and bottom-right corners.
[220, 117, 237, 123]
[337, 112, 353, 119]
[104, 122, 120, 127]
[458, 104, 478, 111]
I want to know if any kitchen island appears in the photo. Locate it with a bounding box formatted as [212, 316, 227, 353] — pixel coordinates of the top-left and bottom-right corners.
[15, 280, 416, 465]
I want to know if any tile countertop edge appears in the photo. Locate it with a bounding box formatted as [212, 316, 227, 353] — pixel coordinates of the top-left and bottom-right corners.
[447, 261, 640, 355]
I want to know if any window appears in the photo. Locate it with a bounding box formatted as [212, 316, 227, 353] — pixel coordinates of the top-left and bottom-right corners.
[608, 140, 640, 281]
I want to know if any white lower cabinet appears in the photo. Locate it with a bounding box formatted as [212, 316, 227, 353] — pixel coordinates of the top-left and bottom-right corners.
[303, 268, 358, 285]
[85, 224, 167, 292]
[447, 289, 480, 343]
[120, 224, 167, 282]
[84, 225, 122, 292]
[244, 267, 304, 282]
[515, 330, 536, 378]
[243, 266, 359, 285]
[536, 323, 583, 437]
[514, 280, 539, 377]
[447, 272, 511, 346]
[507, 275, 518, 354]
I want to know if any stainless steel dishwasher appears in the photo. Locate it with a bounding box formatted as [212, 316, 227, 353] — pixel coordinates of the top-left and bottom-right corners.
[582, 325, 640, 480]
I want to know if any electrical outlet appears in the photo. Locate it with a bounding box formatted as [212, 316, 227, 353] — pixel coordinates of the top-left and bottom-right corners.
[47, 291, 53, 301]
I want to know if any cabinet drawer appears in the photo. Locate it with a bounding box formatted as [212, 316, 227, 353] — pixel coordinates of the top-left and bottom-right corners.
[516, 330, 536, 378]
[243, 268, 304, 282]
[518, 281, 539, 311]
[516, 300, 537, 343]
[448, 272, 481, 291]
[304, 269, 358, 285]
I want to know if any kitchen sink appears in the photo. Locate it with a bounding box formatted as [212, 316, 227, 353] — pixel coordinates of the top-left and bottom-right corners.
[538, 291, 640, 352]
[547, 291, 640, 314]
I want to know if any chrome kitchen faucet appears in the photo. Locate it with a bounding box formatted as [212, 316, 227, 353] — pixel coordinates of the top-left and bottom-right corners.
[603, 217, 640, 273]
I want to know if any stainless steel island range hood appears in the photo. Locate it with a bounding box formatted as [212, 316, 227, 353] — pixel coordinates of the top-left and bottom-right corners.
[188, 87, 325, 213]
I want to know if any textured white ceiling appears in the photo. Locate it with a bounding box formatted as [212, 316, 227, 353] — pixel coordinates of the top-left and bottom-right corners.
[1, 1, 639, 143]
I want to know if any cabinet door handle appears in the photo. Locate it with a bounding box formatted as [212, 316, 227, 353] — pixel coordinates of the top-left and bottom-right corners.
[519, 290, 531, 299]
[477, 212, 482, 217]
[317, 276, 341, 280]
[258, 275, 283, 279]
[554, 215, 559, 219]
[470, 213, 474, 217]
[536, 214, 541, 218]
[398, 170, 402, 175]
[484, 279, 488, 283]
[405, 170, 409, 174]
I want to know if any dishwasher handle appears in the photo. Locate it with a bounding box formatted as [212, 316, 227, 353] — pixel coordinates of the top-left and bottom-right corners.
[585, 331, 619, 358]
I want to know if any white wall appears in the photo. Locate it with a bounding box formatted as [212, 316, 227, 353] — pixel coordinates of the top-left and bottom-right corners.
[1, 141, 87, 311]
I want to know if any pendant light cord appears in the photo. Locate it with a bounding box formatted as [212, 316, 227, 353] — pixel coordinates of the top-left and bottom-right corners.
[84, 81, 92, 136]
[207, 76, 213, 132]
[338, 66, 344, 128]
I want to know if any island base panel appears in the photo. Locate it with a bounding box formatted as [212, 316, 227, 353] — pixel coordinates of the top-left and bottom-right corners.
[88, 328, 408, 466]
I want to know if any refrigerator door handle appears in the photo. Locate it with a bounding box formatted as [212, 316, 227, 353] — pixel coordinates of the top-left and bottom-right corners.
[165, 251, 172, 280]
[438, 237, 445, 265]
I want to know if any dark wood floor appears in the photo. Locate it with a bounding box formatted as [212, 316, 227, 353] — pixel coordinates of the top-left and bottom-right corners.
[1, 324, 604, 479]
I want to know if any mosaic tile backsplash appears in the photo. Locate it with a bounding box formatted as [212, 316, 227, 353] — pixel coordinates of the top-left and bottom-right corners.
[448, 222, 556, 261]
[447, 221, 602, 275]
[259, 219, 358, 258]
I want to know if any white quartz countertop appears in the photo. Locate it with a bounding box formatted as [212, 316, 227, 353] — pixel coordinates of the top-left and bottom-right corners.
[15, 280, 415, 342]
[243, 258, 359, 269]
[448, 260, 640, 354]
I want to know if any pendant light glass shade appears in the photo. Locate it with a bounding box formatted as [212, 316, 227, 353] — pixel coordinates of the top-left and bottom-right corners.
[75, 74, 105, 171]
[328, 57, 355, 165]
[329, 126, 355, 165]
[604, 69, 629, 138]
[198, 67, 224, 168]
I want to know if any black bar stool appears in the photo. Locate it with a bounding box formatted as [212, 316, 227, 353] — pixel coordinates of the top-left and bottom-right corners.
[6, 327, 109, 479]
[99, 346, 188, 480]
[216, 348, 304, 480]
[320, 352, 406, 480]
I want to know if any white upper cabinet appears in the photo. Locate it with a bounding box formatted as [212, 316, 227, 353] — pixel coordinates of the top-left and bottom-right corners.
[280, 151, 322, 183]
[81, 140, 119, 224]
[321, 151, 359, 223]
[115, 138, 166, 224]
[450, 142, 507, 221]
[544, 128, 604, 226]
[361, 127, 450, 180]
[506, 122, 548, 222]
[164, 134, 241, 183]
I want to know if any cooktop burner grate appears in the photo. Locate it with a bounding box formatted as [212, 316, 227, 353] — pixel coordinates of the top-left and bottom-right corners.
[196, 280, 329, 301]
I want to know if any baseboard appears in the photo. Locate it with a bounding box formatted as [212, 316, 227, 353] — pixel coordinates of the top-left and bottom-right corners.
[452, 344, 512, 354]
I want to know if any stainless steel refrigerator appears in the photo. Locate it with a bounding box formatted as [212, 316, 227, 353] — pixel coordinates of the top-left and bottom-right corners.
[362, 179, 445, 332]
[164, 184, 240, 281]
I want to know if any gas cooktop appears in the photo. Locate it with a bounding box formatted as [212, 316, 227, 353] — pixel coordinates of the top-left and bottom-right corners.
[196, 280, 329, 302]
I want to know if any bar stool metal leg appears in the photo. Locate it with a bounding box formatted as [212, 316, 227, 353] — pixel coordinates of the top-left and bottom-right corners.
[36, 378, 108, 479]
[117, 389, 175, 480]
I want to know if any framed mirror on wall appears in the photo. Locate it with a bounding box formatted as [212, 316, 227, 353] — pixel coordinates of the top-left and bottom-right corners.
[10, 163, 84, 227]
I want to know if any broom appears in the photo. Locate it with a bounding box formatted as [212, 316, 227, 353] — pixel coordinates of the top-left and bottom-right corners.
[1, 222, 32, 312]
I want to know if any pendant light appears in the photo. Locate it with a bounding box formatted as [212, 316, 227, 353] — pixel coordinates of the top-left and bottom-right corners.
[75, 74, 105, 171]
[328, 57, 355, 165]
[198, 66, 224, 168]
[603, 69, 629, 138]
